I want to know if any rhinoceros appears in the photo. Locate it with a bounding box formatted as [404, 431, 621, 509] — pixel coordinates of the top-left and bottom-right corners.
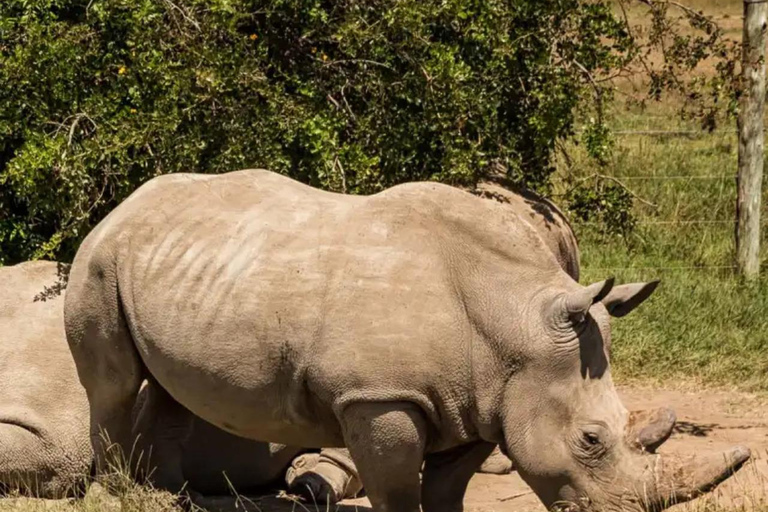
[0, 260, 359, 500]
[63, 169, 749, 512]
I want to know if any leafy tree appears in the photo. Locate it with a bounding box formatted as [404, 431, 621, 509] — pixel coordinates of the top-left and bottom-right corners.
[0, 0, 739, 263]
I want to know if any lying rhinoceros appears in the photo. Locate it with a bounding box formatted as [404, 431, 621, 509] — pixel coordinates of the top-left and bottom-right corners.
[0, 260, 359, 500]
[64, 169, 749, 512]
[0, 261, 91, 498]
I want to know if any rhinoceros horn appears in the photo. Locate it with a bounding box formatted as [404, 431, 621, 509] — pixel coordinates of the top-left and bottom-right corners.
[626, 407, 677, 453]
[643, 446, 751, 510]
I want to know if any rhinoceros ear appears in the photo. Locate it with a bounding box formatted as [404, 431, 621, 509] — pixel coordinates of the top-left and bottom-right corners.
[601, 280, 660, 318]
[563, 278, 615, 323]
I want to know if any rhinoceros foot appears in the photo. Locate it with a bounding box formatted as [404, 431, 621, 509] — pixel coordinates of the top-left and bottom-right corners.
[285, 453, 361, 504]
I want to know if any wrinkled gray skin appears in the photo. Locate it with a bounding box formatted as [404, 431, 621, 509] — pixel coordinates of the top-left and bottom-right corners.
[470, 178, 580, 476]
[0, 261, 359, 500]
[0, 261, 91, 498]
[64, 170, 750, 512]
[471, 177, 580, 283]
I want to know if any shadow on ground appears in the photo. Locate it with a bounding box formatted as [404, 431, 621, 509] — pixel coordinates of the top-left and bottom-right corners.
[198, 494, 371, 512]
[673, 421, 717, 437]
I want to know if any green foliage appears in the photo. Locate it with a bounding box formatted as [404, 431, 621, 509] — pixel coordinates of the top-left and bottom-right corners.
[0, 0, 738, 263]
[567, 179, 635, 236]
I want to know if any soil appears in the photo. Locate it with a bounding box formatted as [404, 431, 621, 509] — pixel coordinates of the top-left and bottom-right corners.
[207, 385, 768, 512]
[4, 385, 765, 511]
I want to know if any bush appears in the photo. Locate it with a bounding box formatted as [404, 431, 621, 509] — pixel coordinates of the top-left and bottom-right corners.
[0, 0, 736, 263]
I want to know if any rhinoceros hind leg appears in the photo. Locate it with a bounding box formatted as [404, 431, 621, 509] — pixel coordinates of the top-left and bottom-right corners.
[477, 446, 514, 475]
[64, 262, 143, 482]
[340, 402, 426, 512]
[422, 441, 497, 512]
[132, 378, 194, 496]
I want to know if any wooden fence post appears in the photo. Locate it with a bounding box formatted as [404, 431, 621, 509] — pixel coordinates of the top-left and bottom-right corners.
[737, 0, 767, 279]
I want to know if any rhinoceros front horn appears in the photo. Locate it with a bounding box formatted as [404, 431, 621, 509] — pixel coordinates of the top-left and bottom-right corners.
[648, 446, 751, 509]
[626, 407, 677, 453]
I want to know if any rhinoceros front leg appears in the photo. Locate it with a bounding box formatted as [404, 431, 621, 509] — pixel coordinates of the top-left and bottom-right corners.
[340, 402, 426, 512]
[132, 378, 195, 497]
[422, 441, 497, 512]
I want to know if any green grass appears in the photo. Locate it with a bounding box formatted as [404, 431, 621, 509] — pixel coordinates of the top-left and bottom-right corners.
[556, 97, 768, 391]
[580, 0, 768, 391]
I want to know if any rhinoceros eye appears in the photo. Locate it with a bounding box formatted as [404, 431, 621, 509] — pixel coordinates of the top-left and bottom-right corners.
[574, 426, 609, 464]
[583, 432, 601, 446]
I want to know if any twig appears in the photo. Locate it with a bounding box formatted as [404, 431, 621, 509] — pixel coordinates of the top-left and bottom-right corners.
[340, 82, 357, 122]
[499, 490, 534, 502]
[326, 94, 341, 110]
[324, 59, 394, 71]
[597, 173, 659, 208]
[572, 59, 605, 122]
[636, 0, 712, 22]
[333, 155, 347, 193]
[161, 0, 201, 32]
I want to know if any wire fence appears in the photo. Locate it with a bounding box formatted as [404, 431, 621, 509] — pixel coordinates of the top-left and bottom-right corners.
[584, 265, 738, 273]
[578, 128, 766, 276]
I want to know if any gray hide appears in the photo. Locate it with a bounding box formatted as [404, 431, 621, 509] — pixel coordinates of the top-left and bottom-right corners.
[64, 170, 749, 512]
[0, 261, 358, 500]
[0, 261, 90, 498]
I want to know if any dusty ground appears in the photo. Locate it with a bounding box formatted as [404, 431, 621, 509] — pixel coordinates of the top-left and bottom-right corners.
[197, 385, 768, 512]
[2, 385, 766, 512]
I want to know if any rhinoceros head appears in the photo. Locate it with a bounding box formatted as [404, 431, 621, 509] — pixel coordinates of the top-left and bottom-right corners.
[499, 278, 750, 512]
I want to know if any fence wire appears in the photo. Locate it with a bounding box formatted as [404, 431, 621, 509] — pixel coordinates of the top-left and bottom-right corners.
[576, 135, 766, 274]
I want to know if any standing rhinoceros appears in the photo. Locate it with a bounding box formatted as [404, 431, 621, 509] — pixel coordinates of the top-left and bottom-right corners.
[0, 184, 674, 500]
[0, 260, 360, 500]
[63, 170, 749, 512]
